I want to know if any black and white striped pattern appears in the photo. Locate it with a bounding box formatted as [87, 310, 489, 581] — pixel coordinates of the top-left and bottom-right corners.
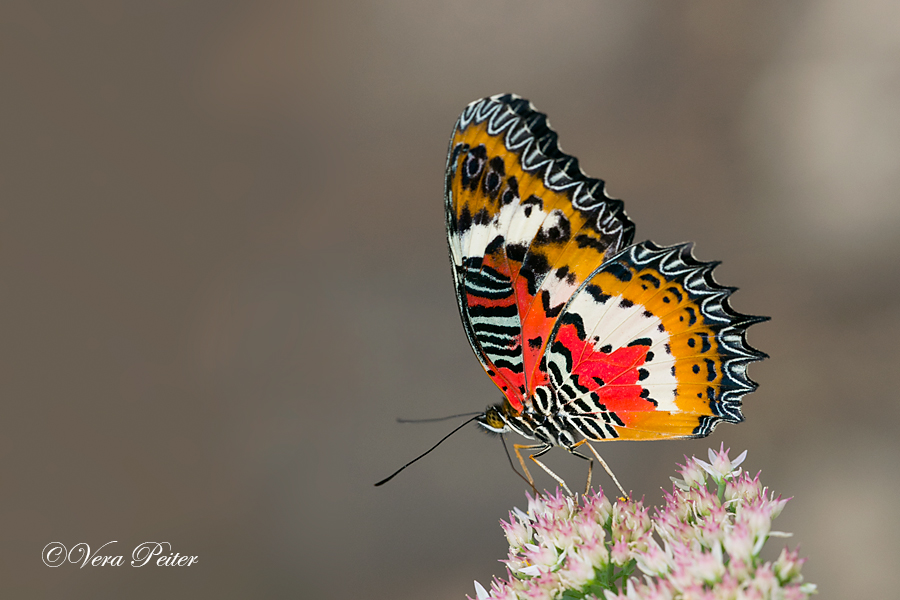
[459, 261, 523, 374]
[502, 383, 622, 447]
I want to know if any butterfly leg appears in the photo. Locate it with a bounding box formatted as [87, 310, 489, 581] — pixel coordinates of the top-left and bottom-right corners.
[500, 435, 538, 492]
[512, 443, 543, 494]
[515, 443, 573, 496]
[565, 446, 593, 495]
[572, 440, 629, 499]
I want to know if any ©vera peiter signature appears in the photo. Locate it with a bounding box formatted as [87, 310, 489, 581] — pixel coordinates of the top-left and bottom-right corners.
[42, 541, 198, 568]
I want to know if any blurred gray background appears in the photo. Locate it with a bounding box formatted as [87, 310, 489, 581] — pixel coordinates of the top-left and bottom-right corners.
[2, 1, 899, 598]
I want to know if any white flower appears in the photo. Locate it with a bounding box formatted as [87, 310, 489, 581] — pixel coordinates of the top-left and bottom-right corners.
[502, 512, 533, 549]
[695, 444, 747, 482]
[558, 549, 597, 588]
[634, 539, 672, 577]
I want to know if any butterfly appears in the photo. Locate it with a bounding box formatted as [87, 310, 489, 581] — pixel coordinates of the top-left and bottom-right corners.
[375, 94, 766, 496]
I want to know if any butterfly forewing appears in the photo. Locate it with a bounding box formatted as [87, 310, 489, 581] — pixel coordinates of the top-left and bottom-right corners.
[445, 95, 635, 411]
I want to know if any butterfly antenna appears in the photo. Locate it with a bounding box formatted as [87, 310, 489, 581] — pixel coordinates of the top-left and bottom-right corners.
[396, 412, 481, 424]
[374, 414, 481, 486]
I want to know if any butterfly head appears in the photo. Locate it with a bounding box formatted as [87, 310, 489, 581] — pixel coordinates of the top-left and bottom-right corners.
[477, 403, 512, 434]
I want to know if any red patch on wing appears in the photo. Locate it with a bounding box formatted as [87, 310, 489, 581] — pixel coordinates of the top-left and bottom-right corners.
[555, 323, 656, 413]
[515, 275, 558, 399]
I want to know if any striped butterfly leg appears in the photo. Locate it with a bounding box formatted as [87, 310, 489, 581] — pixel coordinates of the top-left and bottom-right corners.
[571, 439, 629, 500]
[514, 442, 575, 496]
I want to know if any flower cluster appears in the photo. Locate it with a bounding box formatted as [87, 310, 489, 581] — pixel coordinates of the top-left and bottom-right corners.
[470, 446, 815, 600]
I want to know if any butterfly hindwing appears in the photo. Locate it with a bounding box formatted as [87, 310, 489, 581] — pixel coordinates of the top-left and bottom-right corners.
[543, 241, 767, 440]
[445, 95, 635, 412]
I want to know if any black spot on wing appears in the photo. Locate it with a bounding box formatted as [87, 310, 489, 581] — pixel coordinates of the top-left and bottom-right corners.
[698, 332, 711, 353]
[500, 176, 519, 205]
[534, 212, 571, 245]
[506, 243, 526, 263]
[705, 358, 717, 382]
[604, 262, 633, 282]
[472, 208, 491, 226]
[484, 235, 504, 255]
[520, 253, 551, 295]
[574, 234, 608, 252]
[457, 206, 472, 233]
[522, 194, 543, 218]
[462, 145, 487, 190]
[685, 306, 697, 326]
[483, 156, 506, 200]
[639, 273, 661, 288]
[541, 290, 564, 318]
[585, 285, 610, 304]
[550, 340, 574, 374]
[559, 312, 586, 340]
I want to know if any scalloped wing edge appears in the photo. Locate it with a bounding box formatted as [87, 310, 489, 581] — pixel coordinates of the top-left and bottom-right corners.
[448, 94, 636, 252]
[626, 241, 768, 433]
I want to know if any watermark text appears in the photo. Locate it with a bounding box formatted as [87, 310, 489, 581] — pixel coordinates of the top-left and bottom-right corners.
[42, 542, 198, 568]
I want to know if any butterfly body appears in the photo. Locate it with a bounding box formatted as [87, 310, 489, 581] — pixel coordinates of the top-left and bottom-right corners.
[446, 95, 766, 468]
